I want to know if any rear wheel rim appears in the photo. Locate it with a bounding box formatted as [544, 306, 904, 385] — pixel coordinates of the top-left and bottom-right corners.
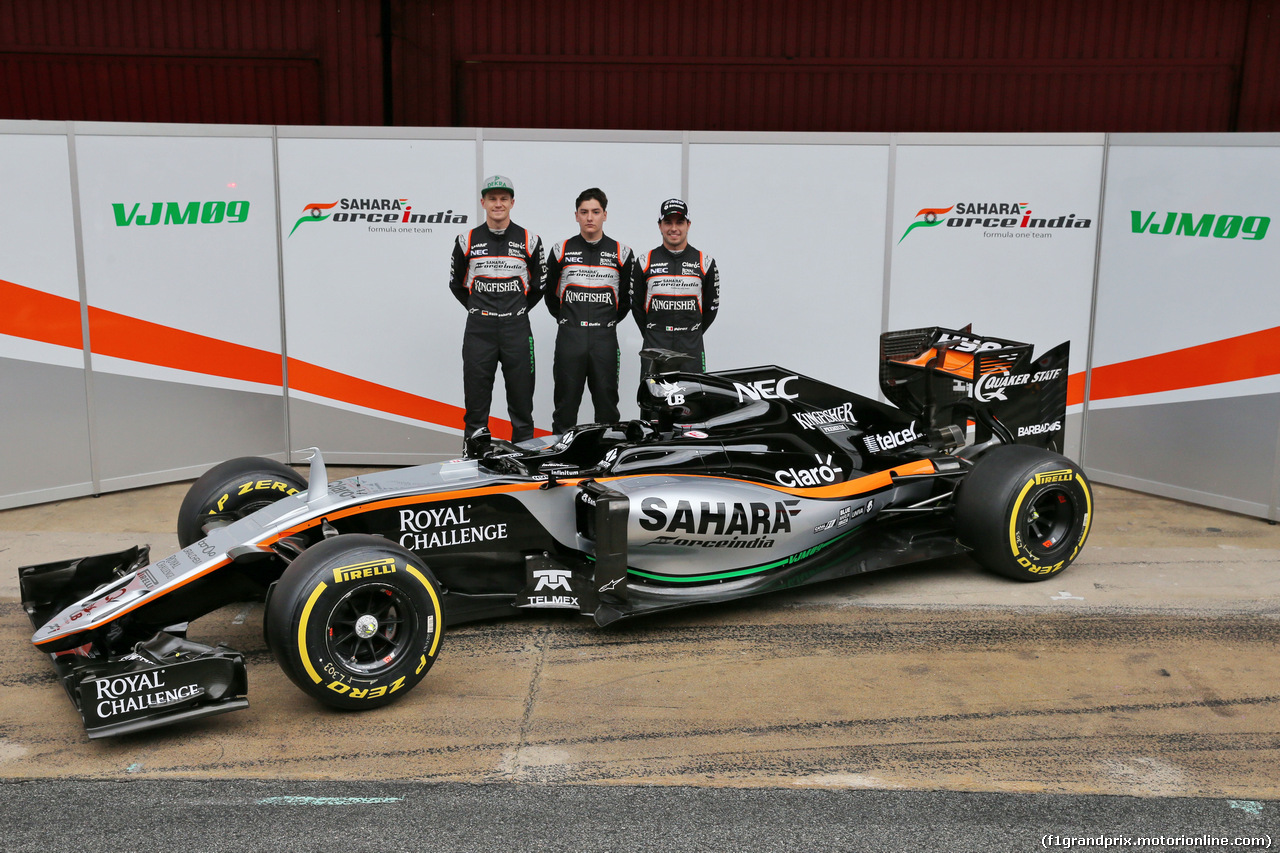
[1023, 487, 1077, 556]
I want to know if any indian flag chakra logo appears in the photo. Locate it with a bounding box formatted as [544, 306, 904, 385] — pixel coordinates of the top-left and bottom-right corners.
[898, 205, 956, 243]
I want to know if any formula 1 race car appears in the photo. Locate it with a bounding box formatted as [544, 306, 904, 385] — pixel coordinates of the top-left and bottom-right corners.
[20, 325, 1092, 738]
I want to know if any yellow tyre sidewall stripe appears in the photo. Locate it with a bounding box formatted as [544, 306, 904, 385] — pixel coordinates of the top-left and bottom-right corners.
[404, 564, 444, 659]
[298, 581, 328, 684]
[1072, 472, 1093, 560]
[1008, 478, 1037, 557]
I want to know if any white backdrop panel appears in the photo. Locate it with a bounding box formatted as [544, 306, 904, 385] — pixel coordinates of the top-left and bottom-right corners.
[74, 132, 285, 484]
[482, 139, 684, 427]
[0, 131, 94, 506]
[888, 144, 1102, 367]
[279, 136, 478, 439]
[888, 143, 1103, 459]
[1086, 142, 1280, 517]
[0, 133, 82, 342]
[0, 133, 83, 369]
[75, 134, 282, 363]
[688, 143, 891, 392]
[1094, 144, 1280, 371]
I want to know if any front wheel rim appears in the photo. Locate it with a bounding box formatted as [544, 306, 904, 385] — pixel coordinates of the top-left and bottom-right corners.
[325, 584, 417, 676]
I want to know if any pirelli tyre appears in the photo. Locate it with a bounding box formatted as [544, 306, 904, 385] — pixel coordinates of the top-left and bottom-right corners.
[265, 535, 444, 710]
[178, 457, 308, 548]
[955, 445, 1093, 582]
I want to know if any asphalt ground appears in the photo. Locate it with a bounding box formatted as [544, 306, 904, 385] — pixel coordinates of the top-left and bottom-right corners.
[0, 779, 1273, 853]
[1, 473, 1277, 850]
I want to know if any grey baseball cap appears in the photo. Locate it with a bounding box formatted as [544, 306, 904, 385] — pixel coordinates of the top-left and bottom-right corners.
[481, 174, 515, 196]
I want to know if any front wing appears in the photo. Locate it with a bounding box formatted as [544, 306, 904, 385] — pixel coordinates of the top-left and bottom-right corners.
[20, 546, 249, 738]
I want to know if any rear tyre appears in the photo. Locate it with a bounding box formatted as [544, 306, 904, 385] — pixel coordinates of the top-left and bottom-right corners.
[177, 457, 308, 547]
[264, 535, 444, 710]
[955, 445, 1093, 582]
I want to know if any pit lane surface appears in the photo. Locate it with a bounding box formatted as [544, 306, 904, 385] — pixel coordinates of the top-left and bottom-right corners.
[1, 780, 1273, 853]
[0, 477, 1277, 802]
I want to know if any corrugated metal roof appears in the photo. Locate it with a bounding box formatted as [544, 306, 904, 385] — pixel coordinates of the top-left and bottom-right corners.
[0, 52, 324, 123]
[0, 0, 381, 125]
[441, 0, 1255, 132]
[2, 0, 1277, 131]
[1238, 0, 1280, 131]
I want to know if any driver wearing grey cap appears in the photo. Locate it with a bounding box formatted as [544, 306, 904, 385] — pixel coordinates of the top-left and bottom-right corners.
[448, 174, 545, 443]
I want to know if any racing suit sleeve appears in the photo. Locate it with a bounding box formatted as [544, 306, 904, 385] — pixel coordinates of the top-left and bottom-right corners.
[449, 233, 471, 309]
[631, 251, 648, 334]
[615, 245, 633, 325]
[543, 240, 564, 319]
[700, 253, 720, 333]
[526, 234, 547, 312]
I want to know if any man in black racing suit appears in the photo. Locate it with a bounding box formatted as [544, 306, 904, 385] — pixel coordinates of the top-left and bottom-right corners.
[632, 198, 720, 373]
[448, 174, 545, 443]
[544, 187, 633, 434]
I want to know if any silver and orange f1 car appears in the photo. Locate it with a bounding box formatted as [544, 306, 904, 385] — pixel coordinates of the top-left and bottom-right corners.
[20, 326, 1092, 738]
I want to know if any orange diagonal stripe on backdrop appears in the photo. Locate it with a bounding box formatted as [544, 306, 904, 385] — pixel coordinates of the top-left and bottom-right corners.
[287, 357, 465, 430]
[0, 278, 84, 348]
[0, 276, 505, 434]
[24, 280, 1276, 426]
[1088, 326, 1280, 401]
[1067, 371, 1085, 407]
[87, 305, 283, 386]
[3, 276, 281, 385]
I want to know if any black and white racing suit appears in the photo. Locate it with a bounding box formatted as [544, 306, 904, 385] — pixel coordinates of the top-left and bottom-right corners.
[449, 221, 545, 442]
[544, 234, 633, 433]
[631, 244, 720, 372]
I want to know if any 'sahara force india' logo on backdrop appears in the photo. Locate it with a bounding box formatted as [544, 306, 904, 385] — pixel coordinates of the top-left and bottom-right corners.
[289, 198, 468, 237]
[898, 202, 1092, 243]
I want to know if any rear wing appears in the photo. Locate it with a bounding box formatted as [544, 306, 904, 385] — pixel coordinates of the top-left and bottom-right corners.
[879, 325, 1070, 451]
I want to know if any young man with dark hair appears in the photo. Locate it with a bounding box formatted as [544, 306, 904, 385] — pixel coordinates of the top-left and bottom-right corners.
[543, 187, 634, 433]
[448, 174, 545, 443]
[632, 198, 720, 373]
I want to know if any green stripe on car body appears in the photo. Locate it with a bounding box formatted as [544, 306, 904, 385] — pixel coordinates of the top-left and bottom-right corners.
[628, 529, 857, 584]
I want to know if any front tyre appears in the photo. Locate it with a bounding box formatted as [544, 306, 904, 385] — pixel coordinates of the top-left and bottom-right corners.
[955, 445, 1093, 582]
[265, 535, 444, 710]
[177, 456, 308, 547]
